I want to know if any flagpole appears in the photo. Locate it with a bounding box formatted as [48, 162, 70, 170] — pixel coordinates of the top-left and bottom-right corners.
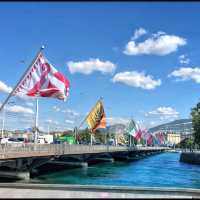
[34, 97, 39, 144]
[90, 133, 92, 146]
[1, 108, 5, 138]
[0, 46, 45, 113]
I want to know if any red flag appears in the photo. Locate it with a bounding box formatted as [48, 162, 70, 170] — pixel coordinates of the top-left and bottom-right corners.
[13, 52, 70, 101]
[134, 129, 142, 141]
[147, 134, 153, 145]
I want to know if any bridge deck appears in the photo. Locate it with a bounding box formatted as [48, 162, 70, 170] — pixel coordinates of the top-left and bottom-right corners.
[0, 144, 168, 160]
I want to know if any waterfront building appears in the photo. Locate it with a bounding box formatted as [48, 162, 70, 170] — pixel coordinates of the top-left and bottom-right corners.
[167, 133, 181, 145]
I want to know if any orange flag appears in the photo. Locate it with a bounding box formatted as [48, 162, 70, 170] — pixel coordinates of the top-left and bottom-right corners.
[86, 100, 106, 133]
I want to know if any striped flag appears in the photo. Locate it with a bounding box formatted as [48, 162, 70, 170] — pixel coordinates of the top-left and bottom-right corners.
[147, 133, 153, 145]
[13, 52, 70, 101]
[86, 99, 106, 132]
[135, 128, 142, 141]
[155, 132, 164, 144]
[141, 129, 153, 145]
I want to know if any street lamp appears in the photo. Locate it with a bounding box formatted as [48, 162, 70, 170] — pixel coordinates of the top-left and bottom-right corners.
[1, 101, 15, 139]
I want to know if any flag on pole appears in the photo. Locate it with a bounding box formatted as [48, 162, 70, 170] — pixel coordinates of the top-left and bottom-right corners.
[141, 128, 153, 145]
[147, 133, 153, 145]
[13, 52, 70, 101]
[155, 132, 165, 145]
[86, 100, 106, 132]
[126, 119, 137, 136]
[125, 120, 143, 141]
[135, 128, 142, 141]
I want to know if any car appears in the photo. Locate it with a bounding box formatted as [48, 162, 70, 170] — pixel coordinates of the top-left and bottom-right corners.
[1, 138, 24, 144]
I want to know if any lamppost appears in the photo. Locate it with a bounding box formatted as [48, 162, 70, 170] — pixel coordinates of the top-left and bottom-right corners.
[1, 101, 15, 139]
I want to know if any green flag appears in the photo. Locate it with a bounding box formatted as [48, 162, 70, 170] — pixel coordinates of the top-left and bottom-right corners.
[126, 119, 137, 135]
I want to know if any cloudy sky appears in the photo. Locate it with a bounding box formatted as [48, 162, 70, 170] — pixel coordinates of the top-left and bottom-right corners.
[0, 2, 200, 131]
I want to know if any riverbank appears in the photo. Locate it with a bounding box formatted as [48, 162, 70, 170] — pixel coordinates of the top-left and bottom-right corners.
[180, 151, 200, 164]
[0, 183, 199, 198]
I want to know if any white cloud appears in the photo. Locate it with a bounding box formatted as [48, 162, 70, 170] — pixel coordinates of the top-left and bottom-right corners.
[62, 108, 80, 117]
[169, 67, 200, 83]
[124, 30, 186, 56]
[178, 55, 190, 65]
[150, 121, 156, 126]
[52, 106, 60, 112]
[45, 119, 60, 126]
[147, 106, 179, 120]
[132, 27, 147, 40]
[54, 121, 59, 125]
[67, 58, 116, 75]
[107, 117, 129, 126]
[112, 71, 161, 90]
[6, 105, 34, 114]
[0, 80, 12, 93]
[152, 31, 166, 38]
[65, 119, 74, 124]
[15, 93, 34, 101]
[26, 102, 34, 107]
[45, 119, 53, 123]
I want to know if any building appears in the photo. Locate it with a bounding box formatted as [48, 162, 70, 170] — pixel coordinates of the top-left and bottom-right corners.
[167, 133, 181, 145]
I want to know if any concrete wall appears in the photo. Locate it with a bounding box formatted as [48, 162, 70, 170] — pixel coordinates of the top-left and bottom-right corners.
[0, 183, 199, 198]
[180, 152, 200, 164]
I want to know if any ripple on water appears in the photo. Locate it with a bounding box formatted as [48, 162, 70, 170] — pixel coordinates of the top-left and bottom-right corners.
[30, 152, 200, 188]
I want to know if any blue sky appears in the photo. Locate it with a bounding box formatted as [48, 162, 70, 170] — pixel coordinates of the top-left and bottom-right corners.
[0, 2, 200, 131]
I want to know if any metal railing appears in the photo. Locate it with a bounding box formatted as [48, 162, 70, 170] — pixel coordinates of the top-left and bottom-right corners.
[0, 144, 168, 159]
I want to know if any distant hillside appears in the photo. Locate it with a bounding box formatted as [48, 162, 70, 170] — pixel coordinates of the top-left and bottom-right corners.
[149, 119, 192, 134]
[98, 123, 126, 134]
[107, 124, 126, 134]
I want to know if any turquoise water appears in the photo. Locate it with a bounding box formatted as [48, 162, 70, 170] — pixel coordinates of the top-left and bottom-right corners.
[32, 153, 200, 189]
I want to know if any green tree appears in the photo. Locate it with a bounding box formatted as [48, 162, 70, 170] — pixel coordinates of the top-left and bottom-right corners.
[77, 128, 91, 143]
[178, 138, 194, 149]
[191, 102, 200, 146]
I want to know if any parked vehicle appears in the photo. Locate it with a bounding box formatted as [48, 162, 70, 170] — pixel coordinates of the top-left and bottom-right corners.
[0, 137, 23, 144]
[38, 134, 53, 144]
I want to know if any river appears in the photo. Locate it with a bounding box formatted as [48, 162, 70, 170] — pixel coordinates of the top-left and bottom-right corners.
[29, 152, 200, 189]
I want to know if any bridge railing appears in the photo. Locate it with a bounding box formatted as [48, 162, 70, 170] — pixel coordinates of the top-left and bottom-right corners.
[0, 143, 168, 159]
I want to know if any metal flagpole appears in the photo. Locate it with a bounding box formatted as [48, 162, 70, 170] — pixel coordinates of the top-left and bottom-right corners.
[90, 133, 92, 146]
[34, 98, 39, 144]
[1, 108, 5, 138]
[0, 46, 45, 113]
[74, 126, 78, 144]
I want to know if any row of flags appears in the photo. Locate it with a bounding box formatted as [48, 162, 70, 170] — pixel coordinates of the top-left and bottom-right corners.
[0, 47, 167, 146]
[126, 119, 166, 146]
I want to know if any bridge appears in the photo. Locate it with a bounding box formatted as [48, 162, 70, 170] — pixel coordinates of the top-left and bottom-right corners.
[0, 144, 169, 180]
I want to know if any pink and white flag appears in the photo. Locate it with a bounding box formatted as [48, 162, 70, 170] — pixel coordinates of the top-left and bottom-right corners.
[147, 134, 153, 145]
[155, 132, 164, 144]
[141, 128, 153, 145]
[134, 129, 142, 141]
[141, 128, 148, 140]
[13, 52, 70, 101]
